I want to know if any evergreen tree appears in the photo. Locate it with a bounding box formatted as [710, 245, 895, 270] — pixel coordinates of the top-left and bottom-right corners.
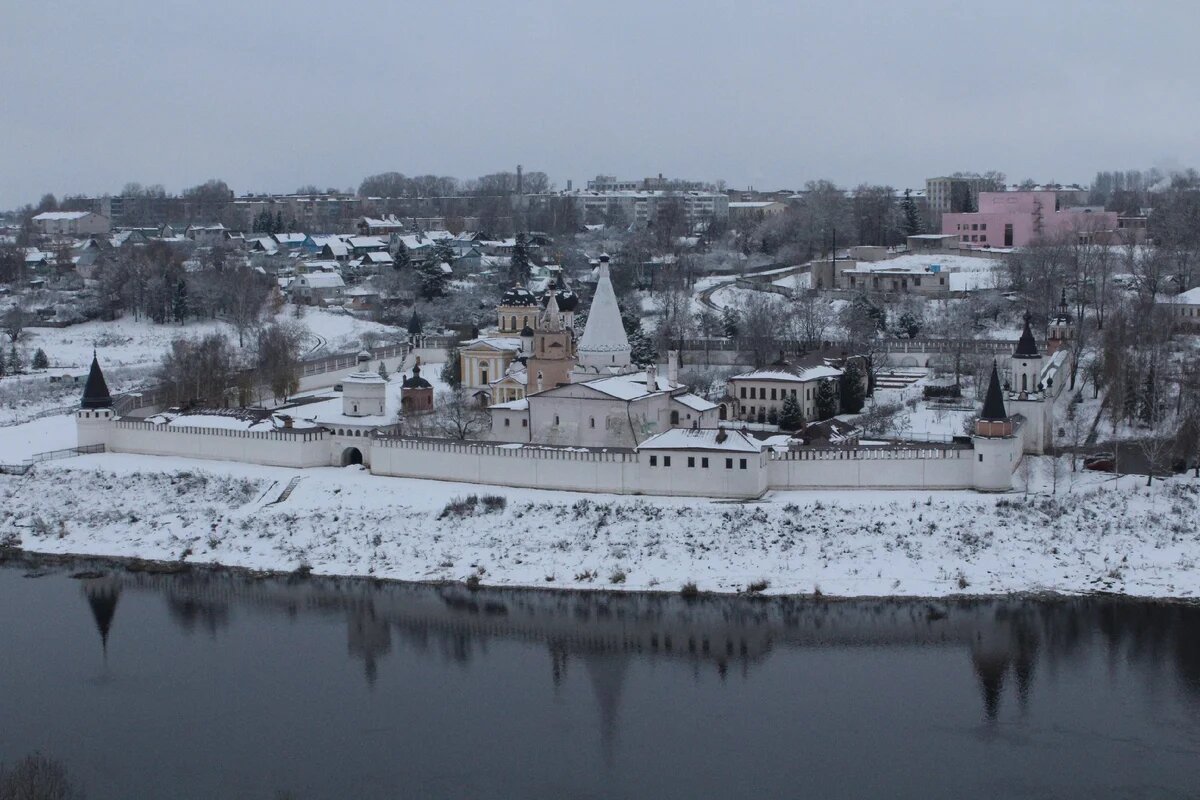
[434, 239, 455, 267]
[7, 345, 22, 374]
[779, 394, 805, 431]
[377, 360, 389, 381]
[441, 344, 462, 389]
[1139, 364, 1158, 425]
[416, 254, 449, 299]
[897, 310, 921, 339]
[31, 348, 49, 370]
[839, 361, 867, 414]
[900, 189, 923, 236]
[407, 310, 423, 335]
[628, 327, 658, 367]
[0, 347, 6, 376]
[721, 306, 740, 338]
[172, 278, 188, 323]
[274, 211, 284, 235]
[767, 407, 779, 426]
[509, 232, 530, 286]
[394, 240, 410, 270]
[815, 379, 839, 420]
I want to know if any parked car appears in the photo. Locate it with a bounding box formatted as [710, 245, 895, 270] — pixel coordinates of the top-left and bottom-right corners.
[1083, 452, 1115, 472]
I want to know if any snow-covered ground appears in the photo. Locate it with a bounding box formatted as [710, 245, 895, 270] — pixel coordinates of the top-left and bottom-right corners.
[2, 450, 1198, 598]
[0, 310, 401, 425]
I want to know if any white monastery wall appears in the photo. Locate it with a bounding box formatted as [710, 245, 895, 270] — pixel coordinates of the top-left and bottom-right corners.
[767, 447, 975, 490]
[109, 420, 330, 468]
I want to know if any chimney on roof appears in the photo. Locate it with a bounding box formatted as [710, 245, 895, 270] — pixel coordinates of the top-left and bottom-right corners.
[667, 350, 679, 384]
[646, 363, 658, 391]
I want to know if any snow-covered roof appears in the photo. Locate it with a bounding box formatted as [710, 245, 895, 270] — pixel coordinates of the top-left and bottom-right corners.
[728, 201, 781, 208]
[732, 365, 842, 382]
[637, 428, 762, 453]
[1171, 287, 1200, 304]
[348, 236, 386, 249]
[33, 211, 91, 221]
[583, 370, 679, 400]
[361, 251, 394, 264]
[292, 273, 345, 289]
[344, 371, 386, 385]
[673, 393, 718, 412]
[460, 336, 523, 352]
[489, 398, 529, 411]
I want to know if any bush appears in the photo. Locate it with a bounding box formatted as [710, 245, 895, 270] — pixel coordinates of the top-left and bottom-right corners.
[680, 581, 699, 598]
[480, 495, 507, 513]
[439, 495, 479, 519]
[609, 569, 626, 585]
[31, 349, 49, 370]
[923, 384, 962, 400]
[746, 578, 770, 593]
[465, 574, 481, 590]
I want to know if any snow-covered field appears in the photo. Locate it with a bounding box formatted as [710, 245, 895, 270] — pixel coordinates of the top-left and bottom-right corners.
[2, 451, 1198, 598]
[0, 310, 400, 424]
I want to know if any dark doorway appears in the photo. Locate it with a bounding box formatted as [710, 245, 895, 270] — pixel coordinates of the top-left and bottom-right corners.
[342, 447, 363, 466]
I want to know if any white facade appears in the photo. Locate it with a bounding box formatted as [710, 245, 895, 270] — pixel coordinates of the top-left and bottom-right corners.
[32, 210, 111, 236]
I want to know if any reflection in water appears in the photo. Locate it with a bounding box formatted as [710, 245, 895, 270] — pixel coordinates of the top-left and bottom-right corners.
[80, 573, 121, 657]
[76, 568, 1200, 731]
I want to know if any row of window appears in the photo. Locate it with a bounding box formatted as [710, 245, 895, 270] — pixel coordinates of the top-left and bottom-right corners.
[739, 386, 807, 401]
[648, 455, 748, 470]
[956, 223, 987, 231]
[501, 418, 529, 427]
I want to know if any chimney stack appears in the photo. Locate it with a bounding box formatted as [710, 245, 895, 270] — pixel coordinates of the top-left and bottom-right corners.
[646, 363, 658, 391]
[667, 350, 679, 384]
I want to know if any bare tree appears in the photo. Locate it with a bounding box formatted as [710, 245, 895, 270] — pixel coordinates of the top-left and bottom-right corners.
[433, 390, 489, 440]
[0, 752, 83, 800]
[2, 306, 28, 344]
[253, 322, 305, 403]
[791, 292, 832, 346]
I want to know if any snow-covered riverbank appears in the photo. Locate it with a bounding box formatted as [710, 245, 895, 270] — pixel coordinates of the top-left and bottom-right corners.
[2, 452, 1198, 598]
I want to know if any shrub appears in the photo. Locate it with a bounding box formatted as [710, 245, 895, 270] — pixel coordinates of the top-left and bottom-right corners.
[680, 581, 699, 598]
[439, 495, 479, 519]
[31, 349, 49, 370]
[746, 579, 770, 593]
[609, 569, 626, 585]
[465, 574, 481, 590]
[0, 752, 82, 799]
[480, 494, 507, 513]
[923, 384, 963, 400]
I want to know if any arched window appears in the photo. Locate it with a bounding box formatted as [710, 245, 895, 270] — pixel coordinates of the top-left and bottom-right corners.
[510, 315, 517, 330]
[1021, 373, 1028, 392]
[670, 410, 680, 426]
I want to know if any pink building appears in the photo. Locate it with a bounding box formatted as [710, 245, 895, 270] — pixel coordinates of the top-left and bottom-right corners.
[942, 191, 1119, 248]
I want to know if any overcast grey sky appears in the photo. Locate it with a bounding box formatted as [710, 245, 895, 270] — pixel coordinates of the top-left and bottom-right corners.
[2, 0, 1197, 208]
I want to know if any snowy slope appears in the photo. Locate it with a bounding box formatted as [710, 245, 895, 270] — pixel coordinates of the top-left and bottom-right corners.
[2, 452, 1198, 598]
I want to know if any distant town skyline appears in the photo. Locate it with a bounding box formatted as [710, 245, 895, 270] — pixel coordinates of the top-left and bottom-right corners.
[3, 0, 1198, 209]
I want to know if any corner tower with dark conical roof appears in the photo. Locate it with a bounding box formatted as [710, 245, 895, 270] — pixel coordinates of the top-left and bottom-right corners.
[77, 350, 115, 449]
[972, 359, 1018, 492]
[975, 361, 1012, 438]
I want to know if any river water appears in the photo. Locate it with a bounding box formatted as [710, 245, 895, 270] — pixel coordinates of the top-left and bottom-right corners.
[1, 561, 1198, 799]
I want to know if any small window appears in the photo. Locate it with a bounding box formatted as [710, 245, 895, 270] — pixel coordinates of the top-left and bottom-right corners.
[504, 418, 510, 427]
[725, 458, 733, 469]
[554, 415, 560, 425]
[522, 419, 528, 427]
[739, 387, 746, 399]
[790, 389, 797, 397]
[739, 459, 747, 470]
[701, 457, 709, 468]
[687, 457, 695, 468]
[663, 456, 672, 467]
[650, 455, 658, 466]
[770, 388, 777, 400]
[978, 454, 983, 462]
[590, 417, 595, 428]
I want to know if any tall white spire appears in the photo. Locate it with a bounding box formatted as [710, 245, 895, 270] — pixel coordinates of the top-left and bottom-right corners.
[577, 257, 631, 372]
